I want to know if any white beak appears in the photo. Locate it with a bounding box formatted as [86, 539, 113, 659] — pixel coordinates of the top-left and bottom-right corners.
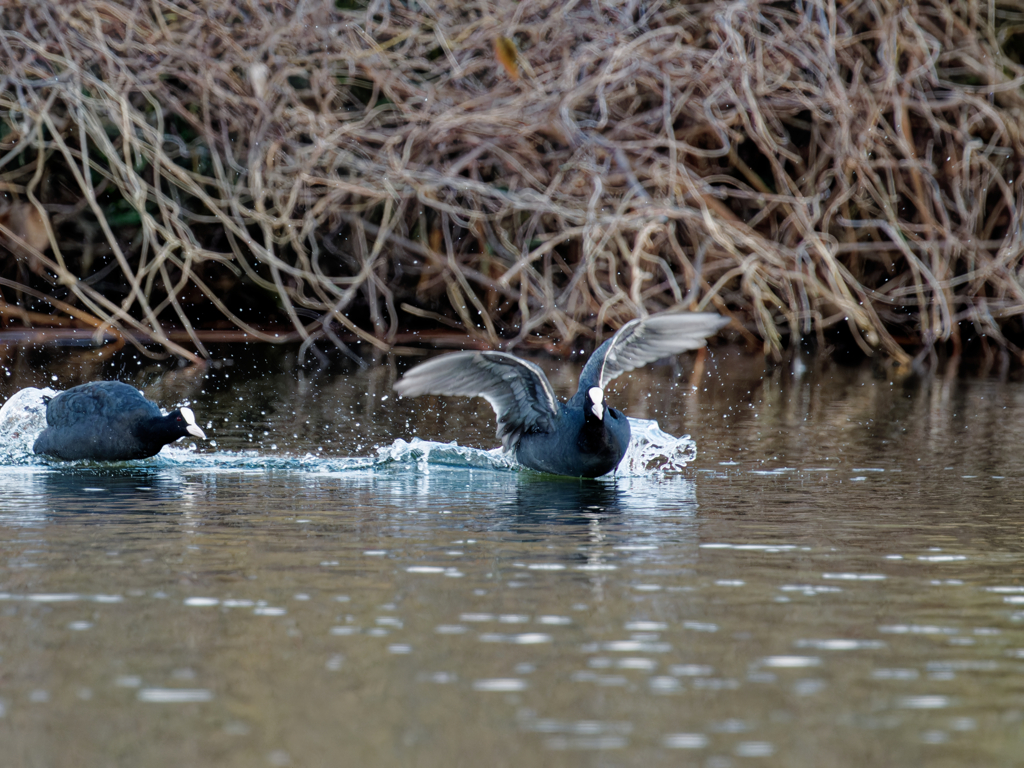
[181, 406, 207, 439]
[588, 387, 604, 420]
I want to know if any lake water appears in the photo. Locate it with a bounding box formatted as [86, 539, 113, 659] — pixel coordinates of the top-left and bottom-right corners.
[0, 347, 1022, 767]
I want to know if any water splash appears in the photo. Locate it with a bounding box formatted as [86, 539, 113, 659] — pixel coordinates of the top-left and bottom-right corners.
[614, 418, 697, 477]
[0, 387, 55, 464]
[155, 439, 513, 473]
[374, 438, 519, 473]
[155, 447, 376, 473]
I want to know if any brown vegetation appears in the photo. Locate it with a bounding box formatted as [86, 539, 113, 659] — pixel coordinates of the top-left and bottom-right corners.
[2, 0, 1024, 368]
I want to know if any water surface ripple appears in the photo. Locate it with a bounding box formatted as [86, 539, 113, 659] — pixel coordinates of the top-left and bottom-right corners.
[0, 353, 1022, 767]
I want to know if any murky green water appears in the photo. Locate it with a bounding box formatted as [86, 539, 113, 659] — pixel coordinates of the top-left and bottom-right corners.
[1, 349, 1023, 767]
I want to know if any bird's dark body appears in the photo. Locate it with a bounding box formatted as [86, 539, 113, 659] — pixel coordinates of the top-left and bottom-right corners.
[511, 333, 637, 477]
[33, 381, 194, 461]
[394, 312, 728, 478]
[516, 402, 630, 478]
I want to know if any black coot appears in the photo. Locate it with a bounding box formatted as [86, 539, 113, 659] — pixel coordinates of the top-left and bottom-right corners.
[32, 381, 206, 461]
[393, 312, 728, 477]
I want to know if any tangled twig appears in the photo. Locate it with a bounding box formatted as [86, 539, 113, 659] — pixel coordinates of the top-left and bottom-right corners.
[0, 0, 1022, 364]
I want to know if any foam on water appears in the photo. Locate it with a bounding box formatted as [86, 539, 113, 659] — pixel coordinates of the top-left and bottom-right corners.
[156, 446, 379, 473]
[614, 418, 697, 477]
[0, 387, 56, 464]
[374, 438, 519, 472]
[0, 391, 698, 477]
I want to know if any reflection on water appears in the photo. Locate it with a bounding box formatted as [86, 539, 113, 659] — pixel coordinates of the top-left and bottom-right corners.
[0, 352, 1023, 767]
[0, 468, 185, 522]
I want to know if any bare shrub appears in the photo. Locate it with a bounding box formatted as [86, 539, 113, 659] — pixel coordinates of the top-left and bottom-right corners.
[1, 0, 1022, 365]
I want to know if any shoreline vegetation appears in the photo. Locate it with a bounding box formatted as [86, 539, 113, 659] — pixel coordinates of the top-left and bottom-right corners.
[2, 1, 1023, 371]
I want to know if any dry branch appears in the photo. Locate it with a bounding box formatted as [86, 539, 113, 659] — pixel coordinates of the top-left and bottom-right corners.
[1, 0, 1023, 364]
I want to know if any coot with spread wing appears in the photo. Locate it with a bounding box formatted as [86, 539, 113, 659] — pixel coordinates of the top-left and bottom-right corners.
[393, 312, 727, 477]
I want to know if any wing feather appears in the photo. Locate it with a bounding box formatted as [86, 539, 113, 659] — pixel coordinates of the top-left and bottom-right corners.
[393, 351, 560, 450]
[576, 313, 729, 395]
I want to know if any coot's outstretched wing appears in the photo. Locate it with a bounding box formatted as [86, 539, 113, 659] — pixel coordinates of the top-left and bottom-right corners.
[394, 351, 560, 450]
[578, 312, 729, 393]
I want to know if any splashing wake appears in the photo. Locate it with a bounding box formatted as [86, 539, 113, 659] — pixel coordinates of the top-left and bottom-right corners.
[0, 387, 55, 464]
[614, 418, 697, 476]
[0, 389, 698, 477]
